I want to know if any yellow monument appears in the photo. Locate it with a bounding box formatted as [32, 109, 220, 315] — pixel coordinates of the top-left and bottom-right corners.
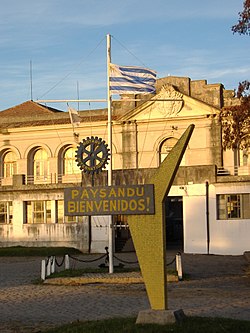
[128, 124, 194, 323]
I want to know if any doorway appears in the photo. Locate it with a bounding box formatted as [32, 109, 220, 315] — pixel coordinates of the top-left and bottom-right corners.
[165, 196, 183, 250]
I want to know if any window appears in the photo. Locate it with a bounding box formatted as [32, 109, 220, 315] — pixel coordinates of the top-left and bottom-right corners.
[25, 201, 51, 224]
[0, 202, 13, 224]
[33, 148, 49, 180]
[237, 134, 250, 167]
[159, 137, 178, 163]
[239, 148, 249, 167]
[57, 200, 78, 223]
[217, 194, 250, 220]
[3, 151, 17, 177]
[64, 147, 80, 175]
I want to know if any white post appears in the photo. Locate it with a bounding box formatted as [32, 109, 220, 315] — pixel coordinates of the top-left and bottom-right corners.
[41, 260, 46, 280]
[65, 254, 70, 270]
[46, 257, 51, 277]
[107, 33, 114, 274]
[176, 252, 183, 281]
[51, 256, 56, 274]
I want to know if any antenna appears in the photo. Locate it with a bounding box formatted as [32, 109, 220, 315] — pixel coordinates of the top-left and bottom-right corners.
[30, 60, 33, 101]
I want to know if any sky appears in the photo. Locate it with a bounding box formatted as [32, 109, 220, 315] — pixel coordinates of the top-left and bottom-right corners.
[0, 0, 249, 112]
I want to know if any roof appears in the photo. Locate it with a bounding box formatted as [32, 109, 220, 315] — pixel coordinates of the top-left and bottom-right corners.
[0, 100, 63, 117]
[0, 101, 110, 129]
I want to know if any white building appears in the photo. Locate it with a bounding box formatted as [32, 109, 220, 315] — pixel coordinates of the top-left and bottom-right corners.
[0, 76, 249, 255]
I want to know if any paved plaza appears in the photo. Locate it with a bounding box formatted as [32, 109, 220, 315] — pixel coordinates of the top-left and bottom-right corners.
[0, 251, 249, 332]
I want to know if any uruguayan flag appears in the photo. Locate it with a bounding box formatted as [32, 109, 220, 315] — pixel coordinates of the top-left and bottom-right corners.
[110, 63, 156, 94]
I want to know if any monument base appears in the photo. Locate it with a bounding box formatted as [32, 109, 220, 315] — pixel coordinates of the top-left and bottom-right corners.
[136, 309, 186, 325]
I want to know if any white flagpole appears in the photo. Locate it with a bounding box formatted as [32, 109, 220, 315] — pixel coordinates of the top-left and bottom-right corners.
[107, 33, 114, 274]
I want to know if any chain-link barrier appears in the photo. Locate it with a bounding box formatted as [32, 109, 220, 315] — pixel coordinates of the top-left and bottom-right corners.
[55, 256, 65, 267]
[113, 254, 138, 264]
[166, 256, 176, 266]
[68, 247, 179, 269]
[41, 252, 108, 280]
[41, 255, 69, 280]
[68, 253, 107, 263]
[41, 248, 182, 281]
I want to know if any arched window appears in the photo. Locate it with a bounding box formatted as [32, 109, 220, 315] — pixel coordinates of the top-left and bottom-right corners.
[33, 148, 49, 180]
[64, 147, 80, 175]
[159, 137, 178, 163]
[236, 135, 250, 167]
[234, 135, 250, 175]
[3, 151, 17, 177]
[239, 148, 249, 167]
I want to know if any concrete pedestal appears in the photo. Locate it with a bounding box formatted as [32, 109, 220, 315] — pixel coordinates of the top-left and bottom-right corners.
[136, 309, 186, 325]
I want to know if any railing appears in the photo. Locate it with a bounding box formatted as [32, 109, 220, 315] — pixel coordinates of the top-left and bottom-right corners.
[1, 166, 250, 187]
[217, 166, 250, 176]
[26, 173, 82, 185]
[0, 173, 82, 187]
[41, 249, 183, 281]
[26, 174, 56, 184]
[41, 255, 70, 280]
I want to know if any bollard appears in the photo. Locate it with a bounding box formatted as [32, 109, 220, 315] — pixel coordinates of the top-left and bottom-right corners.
[51, 256, 55, 274]
[176, 252, 183, 281]
[65, 254, 70, 270]
[41, 259, 46, 280]
[46, 257, 51, 277]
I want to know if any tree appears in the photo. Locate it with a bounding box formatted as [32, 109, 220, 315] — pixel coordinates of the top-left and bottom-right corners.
[219, 1, 250, 151]
[232, 0, 250, 35]
[220, 81, 250, 150]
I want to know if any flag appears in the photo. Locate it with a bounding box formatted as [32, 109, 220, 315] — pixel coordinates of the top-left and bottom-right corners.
[68, 106, 81, 127]
[109, 63, 156, 95]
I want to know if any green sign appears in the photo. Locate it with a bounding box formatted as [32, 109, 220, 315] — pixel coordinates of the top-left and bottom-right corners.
[64, 184, 155, 216]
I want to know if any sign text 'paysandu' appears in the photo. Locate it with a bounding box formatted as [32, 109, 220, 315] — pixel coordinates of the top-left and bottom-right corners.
[64, 184, 155, 216]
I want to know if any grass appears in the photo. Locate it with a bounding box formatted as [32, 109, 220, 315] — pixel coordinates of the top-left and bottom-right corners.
[0, 246, 82, 257]
[42, 316, 250, 333]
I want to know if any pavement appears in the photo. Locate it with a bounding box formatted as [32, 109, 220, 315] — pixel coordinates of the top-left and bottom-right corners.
[0, 251, 249, 332]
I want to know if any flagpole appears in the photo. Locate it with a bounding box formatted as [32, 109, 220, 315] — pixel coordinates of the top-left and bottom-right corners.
[107, 33, 114, 274]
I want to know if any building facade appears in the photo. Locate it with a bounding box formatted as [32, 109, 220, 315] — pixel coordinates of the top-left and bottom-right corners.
[0, 76, 249, 255]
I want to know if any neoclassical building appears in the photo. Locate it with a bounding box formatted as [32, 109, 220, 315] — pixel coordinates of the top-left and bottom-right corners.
[0, 76, 249, 255]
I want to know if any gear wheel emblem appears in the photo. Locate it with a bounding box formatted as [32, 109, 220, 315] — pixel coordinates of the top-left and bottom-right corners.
[75, 136, 110, 174]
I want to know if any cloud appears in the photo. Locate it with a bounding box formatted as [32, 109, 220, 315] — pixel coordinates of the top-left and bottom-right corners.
[0, 0, 248, 111]
[58, 0, 241, 25]
[0, 0, 241, 28]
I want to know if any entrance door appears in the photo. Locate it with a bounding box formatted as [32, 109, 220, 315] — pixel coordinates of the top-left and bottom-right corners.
[165, 196, 183, 250]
